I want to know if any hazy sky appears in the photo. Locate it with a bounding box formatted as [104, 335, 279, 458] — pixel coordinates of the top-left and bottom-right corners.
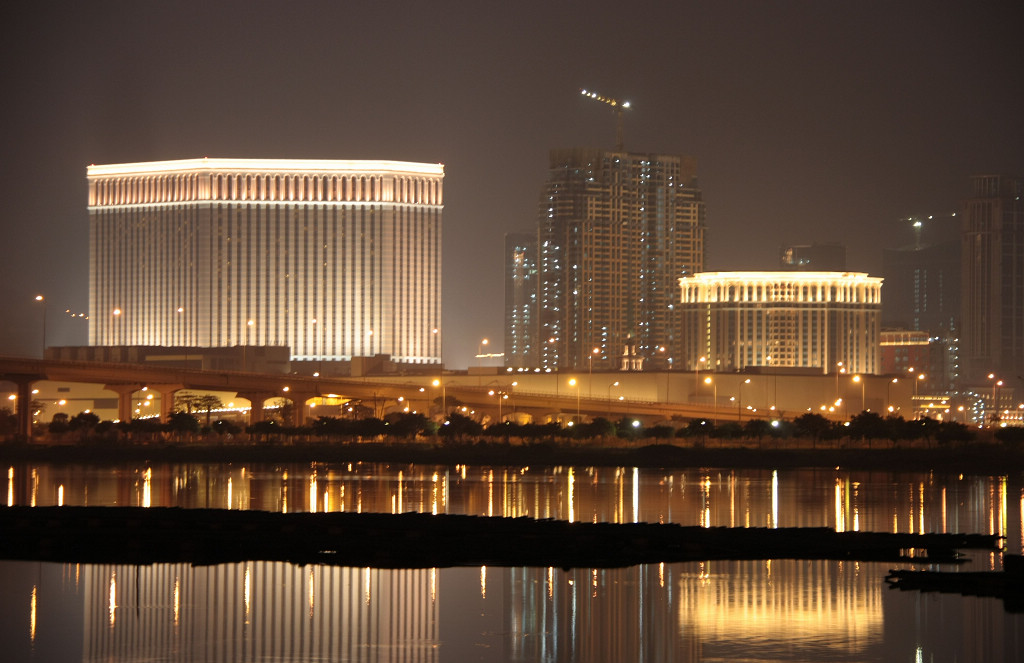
[2, 1, 1021, 367]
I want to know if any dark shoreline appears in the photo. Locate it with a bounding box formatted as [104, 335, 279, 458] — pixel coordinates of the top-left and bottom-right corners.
[3, 439, 1024, 474]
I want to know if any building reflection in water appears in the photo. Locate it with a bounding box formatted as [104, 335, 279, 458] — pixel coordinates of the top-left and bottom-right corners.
[3, 462, 1024, 661]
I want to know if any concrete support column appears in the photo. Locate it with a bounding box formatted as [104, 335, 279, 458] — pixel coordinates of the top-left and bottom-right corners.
[14, 377, 36, 440]
[238, 392, 273, 427]
[104, 384, 144, 423]
[290, 393, 316, 428]
[148, 384, 184, 423]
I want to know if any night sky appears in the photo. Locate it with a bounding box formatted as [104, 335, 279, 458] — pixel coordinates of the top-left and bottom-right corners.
[2, 1, 1021, 368]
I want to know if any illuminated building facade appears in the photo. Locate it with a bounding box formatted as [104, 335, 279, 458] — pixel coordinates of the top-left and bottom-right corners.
[678, 272, 882, 374]
[537, 148, 705, 371]
[504, 233, 538, 369]
[961, 175, 1024, 390]
[87, 158, 443, 366]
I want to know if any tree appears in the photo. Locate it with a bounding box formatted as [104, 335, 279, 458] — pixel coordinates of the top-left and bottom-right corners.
[439, 412, 482, 439]
[793, 413, 835, 447]
[848, 411, 887, 445]
[68, 411, 100, 431]
[166, 411, 200, 433]
[175, 392, 224, 427]
[743, 419, 771, 446]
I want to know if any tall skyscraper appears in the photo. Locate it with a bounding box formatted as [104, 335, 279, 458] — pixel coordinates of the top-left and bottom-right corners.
[504, 233, 538, 369]
[87, 158, 444, 367]
[881, 213, 961, 391]
[961, 175, 1024, 388]
[536, 148, 706, 371]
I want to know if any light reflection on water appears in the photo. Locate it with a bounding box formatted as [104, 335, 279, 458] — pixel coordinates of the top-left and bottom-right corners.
[2, 462, 1023, 662]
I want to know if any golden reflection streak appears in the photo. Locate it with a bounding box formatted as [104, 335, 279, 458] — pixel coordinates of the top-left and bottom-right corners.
[834, 478, 844, 532]
[30, 585, 37, 642]
[397, 470, 403, 514]
[308, 568, 315, 618]
[919, 482, 925, 535]
[281, 470, 288, 513]
[142, 467, 151, 507]
[771, 470, 778, 528]
[174, 576, 181, 627]
[431, 472, 438, 515]
[58, 484, 64, 507]
[700, 475, 711, 528]
[487, 470, 493, 517]
[659, 562, 665, 588]
[31, 468, 37, 507]
[941, 486, 947, 533]
[632, 467, 639, 523]
[1020, 490, 1024, 553]
[7, 467, 13, 506]
[567, 467, 575, 523]
[364, 568, 371, 604]
[227, 477, 232, 509]
[242, 566, 249, 623]
[481, 566, 488, 599]
[323, 488, 330, 512]
[108, 571, 117, 626]
[309, 473, 318, 513]
[852, 481, 861, 531]
[430, 568, 437, 603]
[728, 473, 735, 527]
[1000, 476, 1008, 542]
[545, 567, 552, 599]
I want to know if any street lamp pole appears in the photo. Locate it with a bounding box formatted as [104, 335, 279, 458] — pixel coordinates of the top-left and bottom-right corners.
[738, 378, 750, 422]
[569, 378, 580, 423]
[704, 376, 717, 425]
[607, 381, 619, 419]
[34, 295, 46, 358]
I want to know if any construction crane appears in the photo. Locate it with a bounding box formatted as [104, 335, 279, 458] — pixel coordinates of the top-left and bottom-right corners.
[580, 88, 631, 151]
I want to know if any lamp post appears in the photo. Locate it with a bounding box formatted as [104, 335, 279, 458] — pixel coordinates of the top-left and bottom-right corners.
[34, 295, 46, 358]
[853, 375, 865, 413]
[112, 308, 122, 347]
[478, 338, 489, 366]
[694, 356, 706, 403]
[738, 377, 750, 422]
[569, 378, 580, 423]
[704, 376, 717, 425]
[432, 378, 446, 418]
[589, 347, 599, 397]
[887, 377, 898, 413]
[607, 381, 620, 419]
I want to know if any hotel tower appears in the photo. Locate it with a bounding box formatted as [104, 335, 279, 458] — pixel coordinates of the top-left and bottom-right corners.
[87, 158, 443, 365]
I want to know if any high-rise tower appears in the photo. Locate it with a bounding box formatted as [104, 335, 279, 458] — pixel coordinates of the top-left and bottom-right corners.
[503, 233, 538, 369]
[536, 148, 705, 371]
[87, 158, 444, 367]
[961, 175, 1024, 388]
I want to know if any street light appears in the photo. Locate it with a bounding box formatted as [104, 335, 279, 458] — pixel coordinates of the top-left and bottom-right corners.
[704, 376, 717, 425]
[607, 381, 620, 419]
[852, 375, 865, 413]
[694, 356, 706, 403]
[738, 378, 750, 422]
[569, 378, 580, 423]
[432, 378, 447, 417]
[589, 347, 599, 397]
[887, 377, 898, 412]
[33, 295, 46, 358]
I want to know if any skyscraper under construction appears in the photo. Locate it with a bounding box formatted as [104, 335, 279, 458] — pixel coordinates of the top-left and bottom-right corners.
[535, 148, 706, 371]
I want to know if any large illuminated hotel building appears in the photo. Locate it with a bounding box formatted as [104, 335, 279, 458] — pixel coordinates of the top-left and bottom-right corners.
[535, 148, 706, 371]
[678, 272, 882, 374]
[87, 158, 443, 366]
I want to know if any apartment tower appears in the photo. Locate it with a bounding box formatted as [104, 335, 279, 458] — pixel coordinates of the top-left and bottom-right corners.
[536, 148, 705, 371]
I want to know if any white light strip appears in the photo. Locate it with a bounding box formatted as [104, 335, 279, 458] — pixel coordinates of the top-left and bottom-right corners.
[88, 200, 444, 212]
[87, 158, 445, 178]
